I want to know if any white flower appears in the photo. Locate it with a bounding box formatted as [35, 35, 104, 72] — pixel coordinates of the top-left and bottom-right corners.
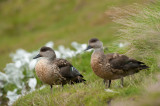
[28, 78, 37, 91]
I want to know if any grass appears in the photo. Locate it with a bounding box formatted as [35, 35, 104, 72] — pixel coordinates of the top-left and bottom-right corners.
[0, 0, 146, 105]
[13, 48, 158, 106]
[112, 2, 160, 60]
[0, 0, 145, 71]
[13, 63, 143, 106]
[2, 0, 160, 106]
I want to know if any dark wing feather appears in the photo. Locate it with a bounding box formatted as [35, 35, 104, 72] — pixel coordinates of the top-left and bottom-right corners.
[59, 66, 74, 78]
[108, 53, 149, 71]
[59, 66, 84, 78]
[108, 54, 129, 70]
[54, 59, 85, 84]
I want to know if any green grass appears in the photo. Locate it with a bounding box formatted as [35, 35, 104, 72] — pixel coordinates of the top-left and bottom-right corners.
[13, 50, 158, 106]
[13, 67, 143, 106]
[0, 0, 144, 71]
[13, 1, 160, 106]
[2, 0, 160, 105]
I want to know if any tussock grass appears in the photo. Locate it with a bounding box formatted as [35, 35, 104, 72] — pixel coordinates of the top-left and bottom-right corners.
[104, 1, 160, 105]
[110, 2, 160, 61]
[111, 73, 160, 106]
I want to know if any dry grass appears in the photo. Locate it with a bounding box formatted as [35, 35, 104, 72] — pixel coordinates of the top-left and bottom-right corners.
[111, 73, 160, 106]
[104, 2, 160, 106]
[107, 2, 160, 62]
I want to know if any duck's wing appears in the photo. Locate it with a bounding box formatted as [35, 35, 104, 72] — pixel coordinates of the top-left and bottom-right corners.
[107, 53, 149, 72]
[53, 59, 86, 83]
[53, 58, 73, 68]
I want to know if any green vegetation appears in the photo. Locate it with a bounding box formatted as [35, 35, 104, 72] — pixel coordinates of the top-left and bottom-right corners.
[0, 0, 144, 71]
[1, 0, 160, 105]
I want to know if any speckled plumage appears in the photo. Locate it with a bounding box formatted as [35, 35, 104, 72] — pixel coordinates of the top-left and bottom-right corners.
[33, 46, 86, 91]
[86, 38, 149, 87]
[91, 52, 129, 80]
[35, 58, 65, 85]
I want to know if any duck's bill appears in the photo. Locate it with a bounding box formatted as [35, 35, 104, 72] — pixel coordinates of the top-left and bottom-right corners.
[33, 54, 41, 59]
[84, 45, 92, 51]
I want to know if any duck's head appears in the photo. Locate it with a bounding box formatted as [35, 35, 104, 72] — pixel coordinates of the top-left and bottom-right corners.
[85, 38, 103, 51]
[33, 46, 56, 59]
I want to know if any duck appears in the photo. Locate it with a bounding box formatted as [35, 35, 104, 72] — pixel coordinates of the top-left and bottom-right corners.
[33, 46, 86, 92]
[85, 38, 149, 88]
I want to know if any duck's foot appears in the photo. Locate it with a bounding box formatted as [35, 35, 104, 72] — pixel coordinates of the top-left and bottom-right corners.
[105, 89, 114, 92]
[120, 78, 124, 88]
[108, 80, 111, 88]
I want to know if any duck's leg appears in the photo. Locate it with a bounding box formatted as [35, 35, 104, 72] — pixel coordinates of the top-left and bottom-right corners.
[104, 80, 111, 88]
[50, 85, 53, 93]
[61, 84, 64, 88]
[60, 84, 64, 91]
[103, 79, 106, 84]
[120, 78, 124, 88]
[108, 80, 111, 88]
[103, 79, 108, 88]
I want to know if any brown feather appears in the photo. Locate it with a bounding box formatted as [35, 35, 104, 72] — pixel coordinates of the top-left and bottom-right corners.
[91, 52, 149, 80]
[87, 38, 149, 88]
[34, 47, 86, 87]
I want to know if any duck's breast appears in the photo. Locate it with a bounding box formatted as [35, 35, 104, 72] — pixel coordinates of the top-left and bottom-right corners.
[91, 53, 112, 79]
[91, 53, 122, 80]
[35, 59, 63, 85]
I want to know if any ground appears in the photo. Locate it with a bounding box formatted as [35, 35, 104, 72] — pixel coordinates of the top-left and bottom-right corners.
[1, 0, 160, 106]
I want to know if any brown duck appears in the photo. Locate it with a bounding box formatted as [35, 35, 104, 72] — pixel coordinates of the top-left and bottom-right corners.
[33, 46, 86, 92]
[85, 38, 149, 88]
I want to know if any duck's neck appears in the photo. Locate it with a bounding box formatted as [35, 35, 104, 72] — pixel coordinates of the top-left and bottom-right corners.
[46, 56, 56, 62]
[92, 47, 104, 58]
[93, 47, 104, 54]
[91, 47, 105, 66]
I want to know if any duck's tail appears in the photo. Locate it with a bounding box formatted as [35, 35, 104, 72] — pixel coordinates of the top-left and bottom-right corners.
[123, 60, 149, 76]
[139, 64, 149, 70]
[71, 67, 86, 84]
[126, 59, 149, 70]
[132, 60, 149, 70]
[74, 75, 86, 83]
